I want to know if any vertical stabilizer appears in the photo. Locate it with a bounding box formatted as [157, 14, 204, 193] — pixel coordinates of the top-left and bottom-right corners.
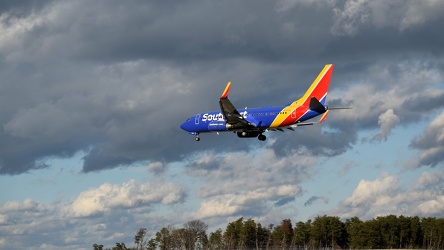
[291, 64, 334, 106]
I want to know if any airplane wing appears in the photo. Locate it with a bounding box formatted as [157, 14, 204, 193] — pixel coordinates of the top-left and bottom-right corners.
[219, 82, 254, 129]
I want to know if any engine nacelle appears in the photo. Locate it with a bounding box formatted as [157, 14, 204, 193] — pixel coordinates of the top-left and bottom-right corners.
[208, 121, 229, 131]
[237, 131, 260, 138]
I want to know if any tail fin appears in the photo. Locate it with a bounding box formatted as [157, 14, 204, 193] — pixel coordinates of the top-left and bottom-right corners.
[291, 64, 334, 106]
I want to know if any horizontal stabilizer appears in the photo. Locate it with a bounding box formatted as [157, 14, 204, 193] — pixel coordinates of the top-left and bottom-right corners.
[318, 110, 329, 123]
[293, 123, 314, 127]
[328, 107, 352, 110]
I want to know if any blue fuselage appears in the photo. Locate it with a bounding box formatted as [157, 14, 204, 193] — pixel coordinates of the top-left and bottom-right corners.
[180, 106, 321, 134]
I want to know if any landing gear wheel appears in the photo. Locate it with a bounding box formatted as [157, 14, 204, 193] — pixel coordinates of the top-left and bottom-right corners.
[195, 133, 200, 141]
[258, 134, 266, 141]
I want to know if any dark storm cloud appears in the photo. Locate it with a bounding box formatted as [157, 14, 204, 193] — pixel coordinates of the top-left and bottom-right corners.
[2, 0, 444, 64]
[62, 1, 333, 63]
[1, 0, 444, 174]
[0, 0, 48, 16]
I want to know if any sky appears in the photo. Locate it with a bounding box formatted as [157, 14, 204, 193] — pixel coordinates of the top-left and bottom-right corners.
[0, 0, 444, 249]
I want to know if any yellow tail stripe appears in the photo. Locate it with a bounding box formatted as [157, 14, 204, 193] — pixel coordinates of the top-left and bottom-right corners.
[290, 64, 332, 106]
[270, 107, 296, 128]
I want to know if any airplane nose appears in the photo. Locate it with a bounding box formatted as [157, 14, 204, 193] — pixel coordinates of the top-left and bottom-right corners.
[180, 121, 188, 131]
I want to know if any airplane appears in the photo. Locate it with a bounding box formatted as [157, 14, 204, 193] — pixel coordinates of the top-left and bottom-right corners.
[180, 64, 346, 141]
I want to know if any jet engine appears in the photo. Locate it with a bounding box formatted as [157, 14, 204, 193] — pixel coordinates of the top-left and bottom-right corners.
[237, 131, 261, 138]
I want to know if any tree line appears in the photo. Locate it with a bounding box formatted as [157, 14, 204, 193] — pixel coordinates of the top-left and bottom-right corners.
[94, 214, 444, 249]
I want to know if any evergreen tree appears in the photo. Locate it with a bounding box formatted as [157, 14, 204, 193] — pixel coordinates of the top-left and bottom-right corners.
[256, 223, 269, 249]
[92, 214, 444, 249]
[224, 217, 244, 249]
[155, 226, 172, 250]
[345, 216, 365, 249]
[294, 221, 310, 249]
[242, 218, 258, 249]
[208, 229, 224, 249]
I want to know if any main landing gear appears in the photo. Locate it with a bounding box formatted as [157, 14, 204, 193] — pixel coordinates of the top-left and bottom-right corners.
[258, 134, 266, 141]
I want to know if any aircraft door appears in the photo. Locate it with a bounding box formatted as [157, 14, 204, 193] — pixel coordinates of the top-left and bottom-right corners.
[291, 109, 296, 119]
[195, 114, 200, 124]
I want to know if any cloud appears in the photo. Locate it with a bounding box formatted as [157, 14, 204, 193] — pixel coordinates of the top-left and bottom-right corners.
[65, 179, 187, 217]
[343, 174, 399, 208]
[330, 172, 444, 219]
[184, 147, 315, 220]
[147, 161, 165, 175]
[331, 0, 444, 35]
[304, 195, 330, 207]
[416, 171, 444, 188]
[370, 109, 400, 142]
[1, 1, 444, 249]
[331, 0, 371, 36]
[186, 147, 317, 198]
[408, 110, 444, 168]
[0, 0, 444, 175]
[192, 185, 301, 219]
[399, 0, 444, 31]
[0, 178, 189, 249]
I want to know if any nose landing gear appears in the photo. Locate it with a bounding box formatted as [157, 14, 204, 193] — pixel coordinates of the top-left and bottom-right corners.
[195, 133, 200, 141]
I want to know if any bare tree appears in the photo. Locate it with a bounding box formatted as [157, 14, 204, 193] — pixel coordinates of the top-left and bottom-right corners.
[184, 219, 208, 250]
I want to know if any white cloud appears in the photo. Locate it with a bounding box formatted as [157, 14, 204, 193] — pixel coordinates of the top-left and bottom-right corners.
[329, 62, 444, 126]
[416, 171, 444, 187]
[331, 172, 444, 219]
[0, 214, 7, 224]
[186, 147, 317, 198]
[65, 179, 187, 217]
[1, 199, 41, 212]
[418, 196, 444, 214]
[147, 161, 165, 174]
[371, 109, 400, 142]
[342, 173, 398, 207]
[192, 185, 302, 219]
[184, 147, 315, 220]
[0, 177, 190, 249]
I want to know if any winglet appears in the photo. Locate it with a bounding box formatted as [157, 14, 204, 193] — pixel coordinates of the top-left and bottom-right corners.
[319, 110, 329, 123]
[221, 82, 231, 99]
